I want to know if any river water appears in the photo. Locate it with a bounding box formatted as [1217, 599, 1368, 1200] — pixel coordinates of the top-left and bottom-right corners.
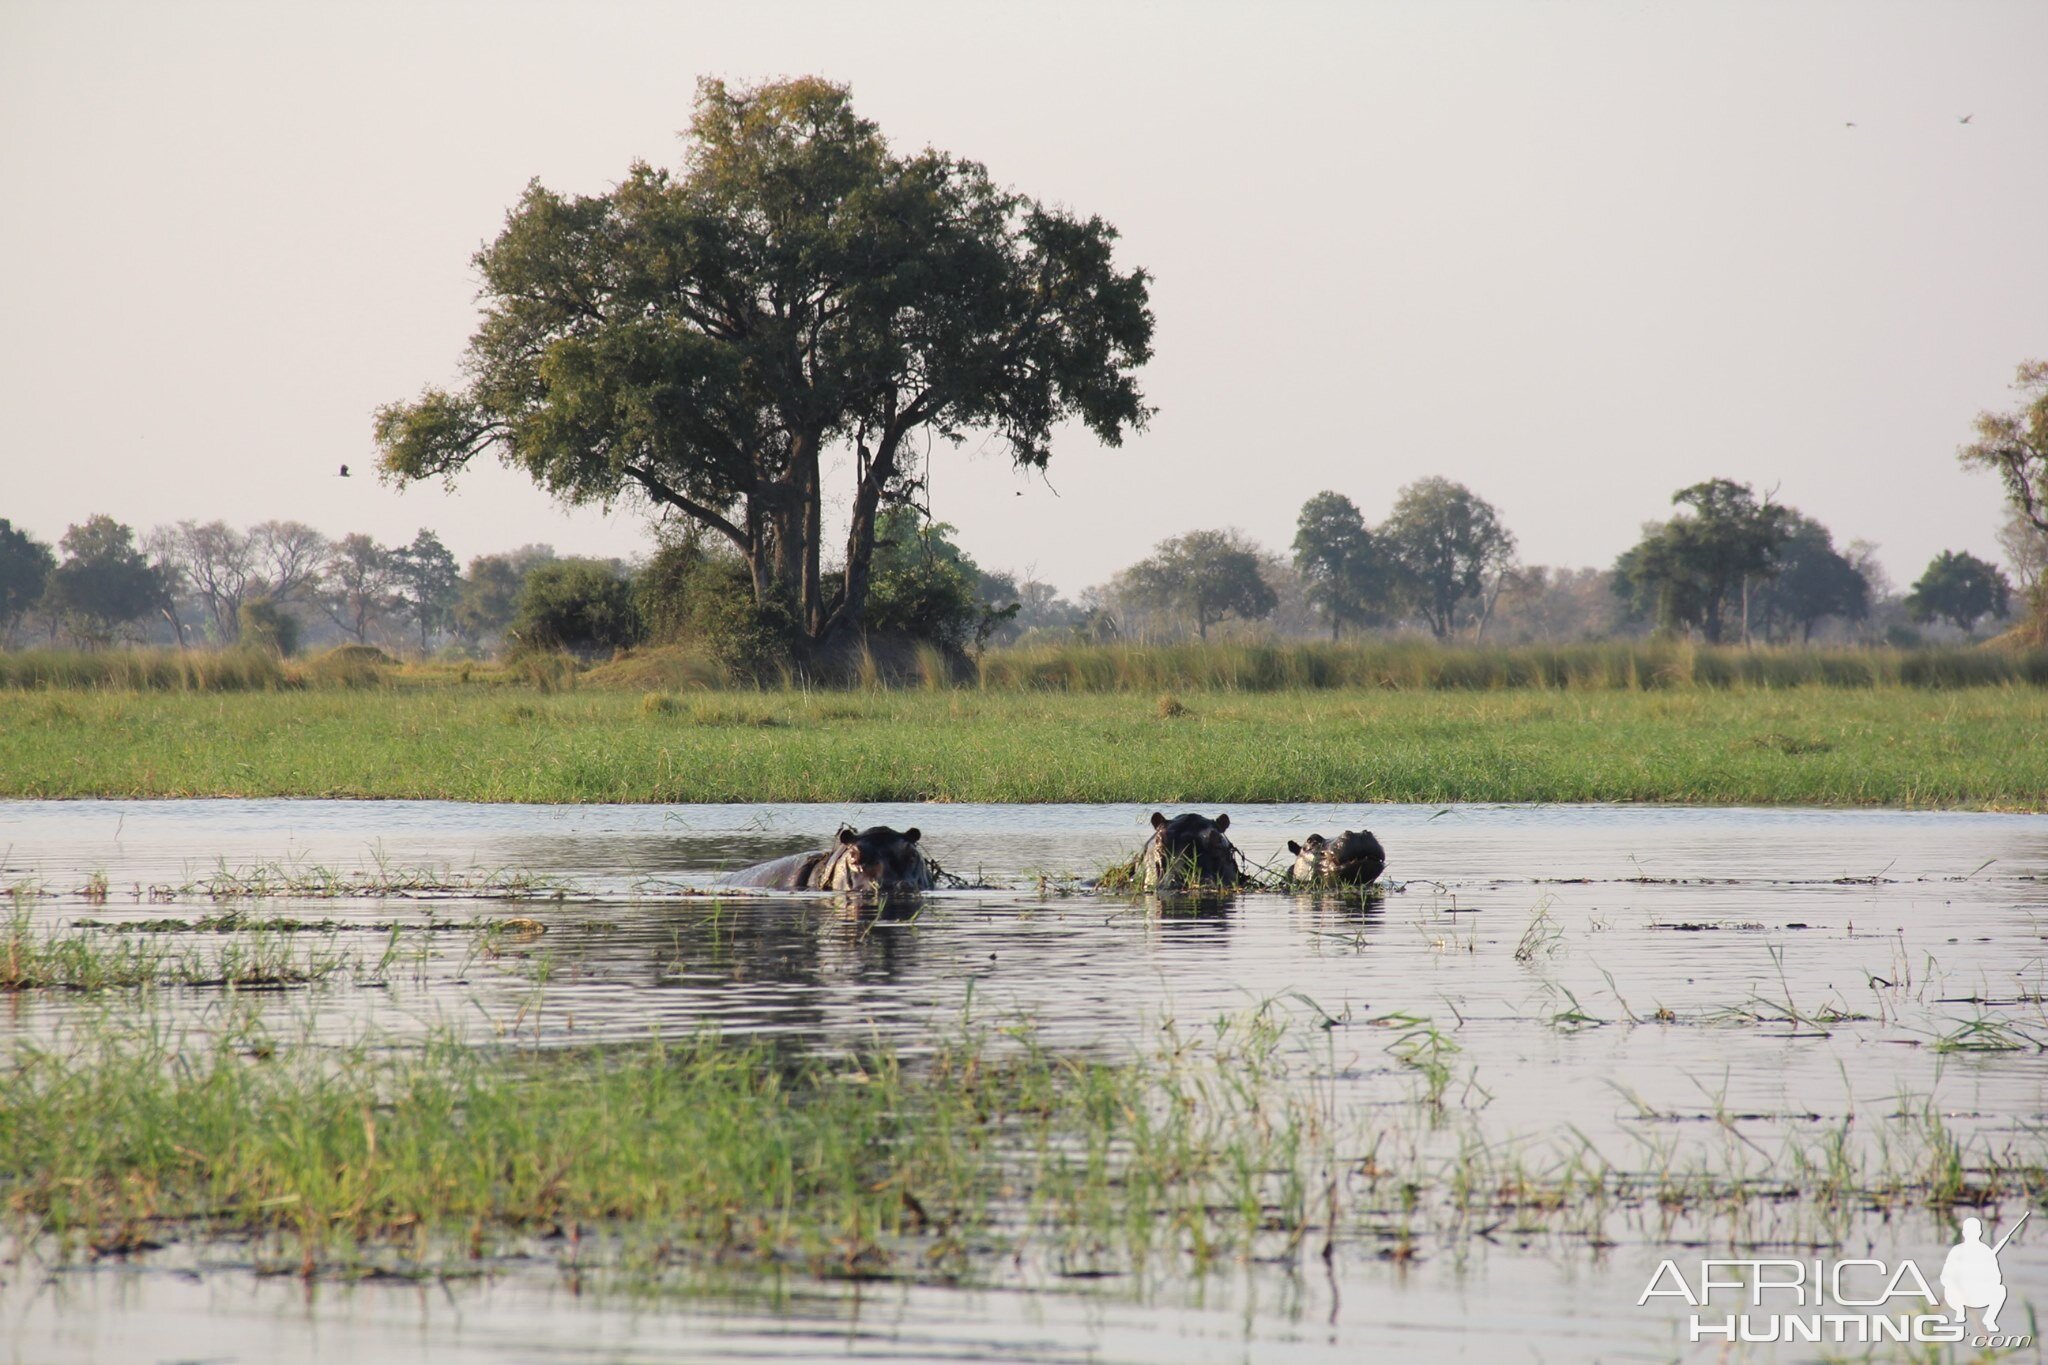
[3, 799, 2045, 1362]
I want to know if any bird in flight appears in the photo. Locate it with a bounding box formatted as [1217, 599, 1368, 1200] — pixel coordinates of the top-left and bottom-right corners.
[1959, 113, 1974, 124]
[338, 464, 350, 478]
[1844, 121, 1857, 129]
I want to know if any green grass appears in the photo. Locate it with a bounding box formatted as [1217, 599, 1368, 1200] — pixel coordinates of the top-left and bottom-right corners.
[1, 685, 2045, 806]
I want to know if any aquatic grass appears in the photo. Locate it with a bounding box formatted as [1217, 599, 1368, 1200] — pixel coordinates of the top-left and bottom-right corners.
[0, 1007, 1335, 1280]
[0, 911, 357, 991]
[1, 996, 2043, 1289]
[194, 858, 565, 902]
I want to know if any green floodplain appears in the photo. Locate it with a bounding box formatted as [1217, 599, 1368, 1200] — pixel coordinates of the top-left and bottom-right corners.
[2, 641, 2046, 807]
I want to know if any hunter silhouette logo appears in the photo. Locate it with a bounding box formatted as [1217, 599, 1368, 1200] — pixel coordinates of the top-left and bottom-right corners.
[1640, 1211, 2035, 1345]
[1942, 1212, 2027, 1333]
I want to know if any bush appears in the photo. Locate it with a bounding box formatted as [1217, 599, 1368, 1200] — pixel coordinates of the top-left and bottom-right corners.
[688, 559, 798, 683]
[512, 561, 643, 656]
[864, 508, 1015, 653]
[237, 598, 300, 657]
[634, 539, 706, 646]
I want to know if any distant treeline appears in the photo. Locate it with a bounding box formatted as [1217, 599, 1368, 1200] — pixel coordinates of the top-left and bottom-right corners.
[4, 471, 2043, 667]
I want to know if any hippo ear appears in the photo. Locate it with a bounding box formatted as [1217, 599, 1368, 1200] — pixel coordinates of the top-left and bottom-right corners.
[1287, 840, 1301, 855]
[838, 828, 857, 845]
[1214, 813, 1230, 831]
[902, 827, 920, 844]
[1150, 811, 1167, 830]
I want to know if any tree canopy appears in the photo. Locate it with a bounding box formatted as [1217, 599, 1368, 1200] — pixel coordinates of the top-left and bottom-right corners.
[319, 534, 397, 645]
[1905, 550, 2010, 633]
[1747, 513, 1870, 643]
[1292, 491, 1391, 640]
[1611, 479, 1791, 643]
[1118, 530, 1276, 640]
[42, 516, 168, 647]
[375, 76, 1153, 662]
[1960, 360, 2048, 540]
[389, 530, 460, 652]
[1381, 478, 1515, 640]
[0, 519, 55, 645]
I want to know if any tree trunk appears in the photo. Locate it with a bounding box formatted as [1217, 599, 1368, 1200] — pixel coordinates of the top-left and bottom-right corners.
[160, 602, 188, 648]
[819, 425, 904, 654]
[800, 449, 823, 637]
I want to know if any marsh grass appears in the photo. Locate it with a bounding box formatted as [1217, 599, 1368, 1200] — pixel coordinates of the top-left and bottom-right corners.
[5, 1001, 2043, 1287]
[195, 860, 564, 902]
[0, 1008, 1332, 1281]
[1, 911, 360, 991]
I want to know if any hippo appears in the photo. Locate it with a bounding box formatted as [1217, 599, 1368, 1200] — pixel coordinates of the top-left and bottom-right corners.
[1286, 830, 1387, 887]
[726, 825, 934, 894]
[1131, 811, 1245, 890]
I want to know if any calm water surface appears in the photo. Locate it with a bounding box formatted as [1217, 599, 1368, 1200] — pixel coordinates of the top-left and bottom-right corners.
[3, 800, 2045, 1363]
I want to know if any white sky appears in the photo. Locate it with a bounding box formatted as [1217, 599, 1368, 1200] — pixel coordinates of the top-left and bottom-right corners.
[2, 1, 2044, 596]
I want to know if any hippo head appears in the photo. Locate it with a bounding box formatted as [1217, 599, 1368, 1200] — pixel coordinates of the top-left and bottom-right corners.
[1286, 833, 1330, 882]
[1288, 829, 1387, 886]
[1144, 811, 1241, 889]
[832, 825, 933, 893]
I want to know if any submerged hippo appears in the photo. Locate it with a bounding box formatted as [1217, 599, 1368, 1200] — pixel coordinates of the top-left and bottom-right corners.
[1132, 811, 1246, 890]
[1287, 830, 1387, 886]
[726, 825, 934, 894]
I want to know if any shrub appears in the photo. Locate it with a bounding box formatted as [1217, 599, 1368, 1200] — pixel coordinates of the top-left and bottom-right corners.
[237, 598, 300, 657]
[688, 559, 798, 683]
[511, 561, 643, 656]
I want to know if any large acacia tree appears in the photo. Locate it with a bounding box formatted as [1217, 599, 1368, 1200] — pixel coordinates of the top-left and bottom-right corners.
[376, 77, 1153, 657]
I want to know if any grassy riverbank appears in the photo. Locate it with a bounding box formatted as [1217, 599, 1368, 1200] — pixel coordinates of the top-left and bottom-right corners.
[3, 684, 2046, 806]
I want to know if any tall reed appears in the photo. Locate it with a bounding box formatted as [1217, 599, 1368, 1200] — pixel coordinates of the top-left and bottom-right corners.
[0, 647, 291, 692]
[974, 641, 2048, 693]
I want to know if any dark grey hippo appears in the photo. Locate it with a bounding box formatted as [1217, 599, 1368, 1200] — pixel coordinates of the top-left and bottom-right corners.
[726, 825, 934, 894]
[1286, 830, 1387, 886]
[1132, 811, 1245, 890]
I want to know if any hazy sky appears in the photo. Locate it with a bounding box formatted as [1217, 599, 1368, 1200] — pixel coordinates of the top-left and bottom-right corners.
[3, 1, 2044, 596]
